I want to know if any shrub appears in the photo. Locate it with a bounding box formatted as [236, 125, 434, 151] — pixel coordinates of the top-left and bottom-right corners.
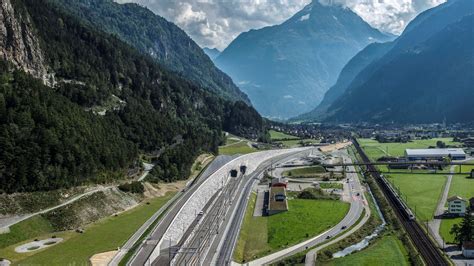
[118, 182, 144, 194]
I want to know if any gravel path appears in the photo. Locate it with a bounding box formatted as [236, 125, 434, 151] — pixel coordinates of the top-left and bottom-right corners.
[0, 186, 113, 230]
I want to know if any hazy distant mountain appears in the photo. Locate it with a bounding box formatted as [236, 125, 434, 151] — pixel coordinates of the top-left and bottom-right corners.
[215, 0, 393, 119]
[319, 0, 474, 123]
[203, 47, 221, 60]
[297, 42, 393, 121]
[50, 0, 250, 104]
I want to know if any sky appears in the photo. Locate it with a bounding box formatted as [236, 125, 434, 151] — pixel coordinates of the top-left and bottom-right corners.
[116, 0, 446, 50]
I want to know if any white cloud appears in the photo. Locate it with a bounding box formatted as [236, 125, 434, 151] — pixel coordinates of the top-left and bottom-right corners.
[115, 0, 446, 50]
[320, 0, 446, 35]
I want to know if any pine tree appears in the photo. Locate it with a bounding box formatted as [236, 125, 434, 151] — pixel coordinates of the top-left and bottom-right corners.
[451, 208, 474, 245]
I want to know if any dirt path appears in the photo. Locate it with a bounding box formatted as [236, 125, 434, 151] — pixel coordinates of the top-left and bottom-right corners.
[0, 185, 114, 230]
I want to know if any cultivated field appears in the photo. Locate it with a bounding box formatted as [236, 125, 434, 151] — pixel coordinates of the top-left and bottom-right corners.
[233, 193, 349, 263]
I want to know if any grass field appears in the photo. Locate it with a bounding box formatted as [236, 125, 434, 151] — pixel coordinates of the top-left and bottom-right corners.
[269, 130, 299, 140]
[0, 216, 54, 249]
[320, 183, 344, 189]
[440, 218, 462, 244]
[449, 161, 474, 200]
[4, 192, 175, 264]
[322, 235, 409, 266]
[219, 141, 256, 155]
[269, 130, 319, 148]
[386, 174, 446, 222]
[283, 166, 326, 177]
[358, 138, 461, 161]
[233, 193, 349, 263]
[358, 138, 459, 222]
[439, 161, 474, 244]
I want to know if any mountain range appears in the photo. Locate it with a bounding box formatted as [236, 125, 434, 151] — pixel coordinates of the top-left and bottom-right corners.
[49, 0, 250, 104]
[301, 0, 474, 123]
[214, 0, 393, 119]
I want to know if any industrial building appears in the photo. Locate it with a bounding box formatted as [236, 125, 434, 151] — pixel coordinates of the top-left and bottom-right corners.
[405, 148, 466, 161]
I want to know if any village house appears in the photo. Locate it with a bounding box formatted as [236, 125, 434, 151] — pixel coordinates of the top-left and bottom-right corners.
[447, 196, 467, 216]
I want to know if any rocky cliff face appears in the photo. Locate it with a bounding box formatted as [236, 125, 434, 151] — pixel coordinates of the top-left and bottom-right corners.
[0, 0, 48, 81]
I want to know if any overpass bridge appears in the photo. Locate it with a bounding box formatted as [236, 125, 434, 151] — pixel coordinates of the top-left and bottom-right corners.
[322, 161, 474, 175]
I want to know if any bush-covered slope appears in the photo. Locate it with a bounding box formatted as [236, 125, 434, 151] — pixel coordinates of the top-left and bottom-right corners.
[48, 0, 250, 104]
[0, 0, 264, 193]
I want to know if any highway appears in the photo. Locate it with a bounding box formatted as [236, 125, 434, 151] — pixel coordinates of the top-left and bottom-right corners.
[125, 155, 236, 266]
[172, 149, 313, 266]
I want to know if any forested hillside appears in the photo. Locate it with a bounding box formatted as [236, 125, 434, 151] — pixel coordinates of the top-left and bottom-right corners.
[0, 0, 264, 193]
[48, 0, 250, 104]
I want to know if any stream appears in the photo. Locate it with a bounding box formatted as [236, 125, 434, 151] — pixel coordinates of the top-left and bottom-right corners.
[332, 186, 387, 258]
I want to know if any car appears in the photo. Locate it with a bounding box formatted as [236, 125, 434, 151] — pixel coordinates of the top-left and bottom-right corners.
[341, 226, 347, 230]
[326, 235, 331, 239]
[198, 211, 204, 216]
[356, 192, 360, 196]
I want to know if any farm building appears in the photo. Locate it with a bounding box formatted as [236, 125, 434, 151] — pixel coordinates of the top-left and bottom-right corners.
[267, 187, 288, 215]
[405, 148, 466, 161]
[271, 177, 288, 188]
[447, 196, 467, 216]
[463, 241, 474, 258]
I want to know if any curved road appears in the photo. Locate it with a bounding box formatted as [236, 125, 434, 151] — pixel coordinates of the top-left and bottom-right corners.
[233, 150, 368, 266]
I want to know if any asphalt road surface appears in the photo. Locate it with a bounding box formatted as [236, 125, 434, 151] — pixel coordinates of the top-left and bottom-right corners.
[126, 155, 236, 266]
[164, 148, 313, 266]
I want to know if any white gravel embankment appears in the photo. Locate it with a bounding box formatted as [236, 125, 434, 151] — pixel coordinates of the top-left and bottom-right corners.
[161, 148, 307, 246]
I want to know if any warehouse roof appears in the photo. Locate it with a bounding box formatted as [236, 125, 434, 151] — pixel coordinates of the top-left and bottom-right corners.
[405, 148, 466, 157]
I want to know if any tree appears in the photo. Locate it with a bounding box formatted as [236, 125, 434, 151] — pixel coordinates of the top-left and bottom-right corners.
[450, 208, 474, 245]
[437, 140, 446, 148]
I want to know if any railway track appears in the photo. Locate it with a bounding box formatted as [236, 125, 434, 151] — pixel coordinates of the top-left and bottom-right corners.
[353, 139, 448, 266]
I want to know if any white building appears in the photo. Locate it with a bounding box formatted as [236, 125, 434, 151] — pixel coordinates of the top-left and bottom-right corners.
[447, 196, 467, 216]
[463, 242, 474, 258]
[405, 148, 466, 161]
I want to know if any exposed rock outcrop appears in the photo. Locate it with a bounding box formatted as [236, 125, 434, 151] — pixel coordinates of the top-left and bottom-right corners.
[0, 0, 48, 82]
